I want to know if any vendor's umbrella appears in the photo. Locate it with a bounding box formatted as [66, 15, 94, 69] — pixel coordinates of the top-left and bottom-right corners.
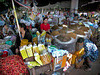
[79, 1, 100, 11]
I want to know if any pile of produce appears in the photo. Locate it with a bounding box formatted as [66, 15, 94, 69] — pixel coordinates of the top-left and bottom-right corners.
[68, 32, 77, 39]
[57, 34, 71, 42]
[51, 31, 60, 36]
[79, 26, 89, 32]
[70, 21, 75, 24]
[51, 25, 59, 30]
[0, 55, 29, 75]
[68, 28, 72, 31]
[59, 29, 66, 34]
[46, 34, 52, 38]
[68, 25, 78, 30]
[74, 30, 85, 35]
[61, 27, 72, 31]
[79, 25, 85, 27]
[62, 27, 67, 30]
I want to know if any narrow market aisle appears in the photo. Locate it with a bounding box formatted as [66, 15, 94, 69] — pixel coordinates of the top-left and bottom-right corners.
[69, 47, 100, 75]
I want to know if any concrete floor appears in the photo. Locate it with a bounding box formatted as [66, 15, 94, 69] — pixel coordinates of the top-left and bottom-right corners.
[68, 47, 100, 75]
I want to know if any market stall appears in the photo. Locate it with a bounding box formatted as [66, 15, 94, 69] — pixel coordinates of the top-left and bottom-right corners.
[0, 55, 29, 75]
[0, 22, 99, 75]
[0, 12, 99, 74]
[0, 0, 100, 74]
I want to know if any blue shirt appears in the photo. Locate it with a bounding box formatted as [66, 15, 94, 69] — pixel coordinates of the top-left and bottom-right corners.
[83, 39, 98, 62]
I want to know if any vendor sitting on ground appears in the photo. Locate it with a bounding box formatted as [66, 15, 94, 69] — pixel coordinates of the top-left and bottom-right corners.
[10, 23, 32, 54]
[40, 17, 50, 33]
[76, 37, 98, 71]
[2, 24, 15, 37]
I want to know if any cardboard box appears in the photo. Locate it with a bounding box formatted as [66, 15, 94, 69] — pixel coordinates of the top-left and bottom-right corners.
[63, 54, 72, 72]
[67, 53, 72, 65]
[52, 55, 67, 71]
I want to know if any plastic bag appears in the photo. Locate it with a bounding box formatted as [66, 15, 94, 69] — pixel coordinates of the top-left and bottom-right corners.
[40, 52, 51, 65]
[34, 53, 43, 65]
[26, 44, 33, 57]
[27, 61, 41, 68]
[74, 48, 85, 57]
[33, 45, 40, 54]
[20, 39, 28, 46]
[5, 41, 12, 45]
[38, 44, 46, 52]
[20, 46, 28, 59]
[48, 45, 57, 53]
[52, 50, 69, 57]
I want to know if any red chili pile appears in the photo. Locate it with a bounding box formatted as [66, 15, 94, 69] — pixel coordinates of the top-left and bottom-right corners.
[0, 55, 29, 75]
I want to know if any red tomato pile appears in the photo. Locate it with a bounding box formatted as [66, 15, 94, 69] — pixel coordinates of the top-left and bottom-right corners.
[0, 55, 29, 75]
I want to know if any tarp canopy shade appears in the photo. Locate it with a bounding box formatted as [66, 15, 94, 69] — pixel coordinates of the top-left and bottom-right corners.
[79, 1, 100, 11]
[38, 1, 71, 9]
[14, 0, 32, 9]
